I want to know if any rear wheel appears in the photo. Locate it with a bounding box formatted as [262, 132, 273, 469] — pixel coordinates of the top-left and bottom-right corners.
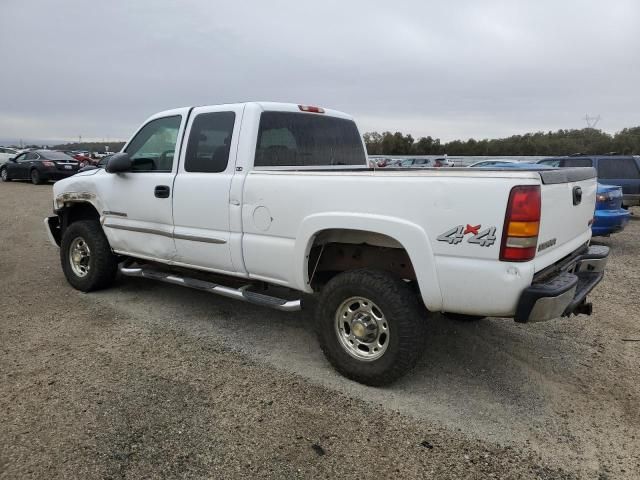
[60, 220, 118, 292]
[31, 168, 44, 185]
[0, 167, 9, 182]
[315, 269, 427, 386]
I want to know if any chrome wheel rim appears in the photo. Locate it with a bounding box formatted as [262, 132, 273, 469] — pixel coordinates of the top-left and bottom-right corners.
[334, 296, 389, 361]
[69, 237, 91, 277]
[1, 169, 6, 181]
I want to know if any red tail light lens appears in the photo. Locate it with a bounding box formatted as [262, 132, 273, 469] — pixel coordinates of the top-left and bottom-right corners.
[500, 185, 541, 262]
[42, 161, 55, 167]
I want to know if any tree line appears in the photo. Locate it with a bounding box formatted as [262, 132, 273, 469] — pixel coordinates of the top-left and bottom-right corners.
[364, 127, 640, 156]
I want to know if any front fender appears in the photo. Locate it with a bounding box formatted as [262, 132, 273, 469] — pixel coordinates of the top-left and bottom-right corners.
[294, 212, 443, 311]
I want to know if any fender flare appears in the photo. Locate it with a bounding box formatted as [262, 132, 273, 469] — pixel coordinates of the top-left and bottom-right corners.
[294, 212, 443, 311]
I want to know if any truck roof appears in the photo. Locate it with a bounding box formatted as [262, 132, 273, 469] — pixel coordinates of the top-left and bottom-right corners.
[151, 102, 354, 121]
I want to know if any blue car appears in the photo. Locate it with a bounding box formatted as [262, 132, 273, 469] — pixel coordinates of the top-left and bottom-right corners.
[592, 183, 630, 236]
[469, 161, 629, 236]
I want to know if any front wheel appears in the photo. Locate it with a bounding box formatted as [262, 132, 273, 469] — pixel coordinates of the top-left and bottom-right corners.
[60, 220, 118, 292]
[0, 167, 10, 182]
[315, 269, 428, 386]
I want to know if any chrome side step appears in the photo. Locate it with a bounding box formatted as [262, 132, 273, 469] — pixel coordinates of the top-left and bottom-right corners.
[120, 266, 302, 312]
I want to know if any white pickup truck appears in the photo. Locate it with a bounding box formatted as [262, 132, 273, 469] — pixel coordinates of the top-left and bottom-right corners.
[46, 102, 609, 385]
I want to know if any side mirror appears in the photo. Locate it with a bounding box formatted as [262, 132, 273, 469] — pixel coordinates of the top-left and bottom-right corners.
[105, 152, 132, 173]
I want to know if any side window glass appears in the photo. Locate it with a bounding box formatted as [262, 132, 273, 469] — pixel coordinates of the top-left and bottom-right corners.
[598, 158, 640, 179]
[125, 115, 182, 172]
[14, 153, 26, 162]
[184, 112, 235, 173]
[539, 160, 559, 167]
[24, 152, 37, 161]
[563, 158, 593, 168]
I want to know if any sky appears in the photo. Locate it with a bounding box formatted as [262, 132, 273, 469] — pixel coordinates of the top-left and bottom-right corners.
[1, 0, 639, 144]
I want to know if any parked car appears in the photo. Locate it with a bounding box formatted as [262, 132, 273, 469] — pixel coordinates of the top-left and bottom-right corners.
[65, 151, 95, 167]
[470, 161, 553, 170]
[468, 159, 519, 168]
[538, 155, 640, 208]
[1, 150, 80, 184]
[45, 102, 608, 386]
[592, 183, 630, 236]
[78, 155, 111, 172]
[400, 157, 452, 168]
[0, 147, 19, 165]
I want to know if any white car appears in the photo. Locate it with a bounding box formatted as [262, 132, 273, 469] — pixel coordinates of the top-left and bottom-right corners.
[45, 102, 608, 385]
[0, 147, 19, 165]
[467, 159, 519, 168]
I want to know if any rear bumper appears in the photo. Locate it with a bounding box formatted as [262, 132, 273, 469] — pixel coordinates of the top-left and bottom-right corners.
[514, 245, 609, 323]
[592, 209, 631, 236]
[43, 170, 78, 180]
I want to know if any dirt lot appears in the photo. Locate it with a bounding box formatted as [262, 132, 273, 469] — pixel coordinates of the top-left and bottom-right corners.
[1, 181, 639, 479]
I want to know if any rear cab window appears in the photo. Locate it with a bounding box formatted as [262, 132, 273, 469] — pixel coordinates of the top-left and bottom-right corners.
[254, 112, 366, 167]
[184, 112, 235, 173]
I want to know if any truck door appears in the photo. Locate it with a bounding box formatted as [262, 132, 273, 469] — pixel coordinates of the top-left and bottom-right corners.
[100, 110, 188, 261]
[171, 105, 244, 274]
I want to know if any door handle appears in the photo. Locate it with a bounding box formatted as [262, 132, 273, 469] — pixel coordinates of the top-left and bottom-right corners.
[154, 185, 171, 198]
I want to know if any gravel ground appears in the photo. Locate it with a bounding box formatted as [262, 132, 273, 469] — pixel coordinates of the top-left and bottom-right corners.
[1, 181, 638, 479]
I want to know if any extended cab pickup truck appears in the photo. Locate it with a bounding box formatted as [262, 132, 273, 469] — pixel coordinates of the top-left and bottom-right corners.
[46, 102, 609, 385]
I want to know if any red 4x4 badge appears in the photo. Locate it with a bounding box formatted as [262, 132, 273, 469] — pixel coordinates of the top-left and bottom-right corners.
[437, 224, 497, 247]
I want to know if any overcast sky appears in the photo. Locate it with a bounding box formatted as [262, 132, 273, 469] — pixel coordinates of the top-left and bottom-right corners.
[1, 0, 639, 144]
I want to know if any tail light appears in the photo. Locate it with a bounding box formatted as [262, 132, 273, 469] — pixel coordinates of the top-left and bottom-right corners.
[298, 105, 325, 113]
[500, 185, 541, 262]
[42, 161, 55, 167]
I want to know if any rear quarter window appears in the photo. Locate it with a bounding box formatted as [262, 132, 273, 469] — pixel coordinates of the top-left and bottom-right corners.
[598, 158, 640, 179]
[254, 112, 366, 167]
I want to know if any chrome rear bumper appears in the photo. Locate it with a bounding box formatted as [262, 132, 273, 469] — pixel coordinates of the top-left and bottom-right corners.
[515, 245, 609, 323]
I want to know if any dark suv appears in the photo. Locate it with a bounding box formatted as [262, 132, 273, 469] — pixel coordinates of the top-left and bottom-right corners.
[538, 155, 640, 208]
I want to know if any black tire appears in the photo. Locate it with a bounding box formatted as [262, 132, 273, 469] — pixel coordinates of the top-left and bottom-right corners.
[31, 168, 44, 185]
[314, 269, 428, 386]
[442, 312, 486, 322]
[60, 220, 118, 292]
[0, 167, 10, 182]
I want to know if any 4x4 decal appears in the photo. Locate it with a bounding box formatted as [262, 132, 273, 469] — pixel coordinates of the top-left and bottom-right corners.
[437, 224, 497, 247]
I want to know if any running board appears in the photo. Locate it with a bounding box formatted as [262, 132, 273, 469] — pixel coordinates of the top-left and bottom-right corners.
[120, 266, 302, 312]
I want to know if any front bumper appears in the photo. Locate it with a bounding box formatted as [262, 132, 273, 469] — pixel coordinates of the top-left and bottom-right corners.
[45, 215, 61, 247]
[514, 245, 609, 323]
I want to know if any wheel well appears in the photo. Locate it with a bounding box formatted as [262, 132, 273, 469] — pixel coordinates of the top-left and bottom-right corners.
[59, 202, 100, 232]
[307, 229, 416, 288]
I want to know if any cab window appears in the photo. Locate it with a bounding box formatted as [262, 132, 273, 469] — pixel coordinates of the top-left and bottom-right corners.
[125, 116, 182, 172]
[184, 112, 235, 173]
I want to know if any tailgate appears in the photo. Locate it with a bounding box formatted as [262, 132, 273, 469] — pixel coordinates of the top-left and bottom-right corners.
[534, 168, 597, 270]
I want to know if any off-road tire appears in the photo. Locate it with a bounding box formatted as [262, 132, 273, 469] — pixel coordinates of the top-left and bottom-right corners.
[0, 167, 10, 182]
[31, 168, 44, 185]
[442, 313, 486, 322]
[315, 269, 428, 386]
[60, 220, 118, 292]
